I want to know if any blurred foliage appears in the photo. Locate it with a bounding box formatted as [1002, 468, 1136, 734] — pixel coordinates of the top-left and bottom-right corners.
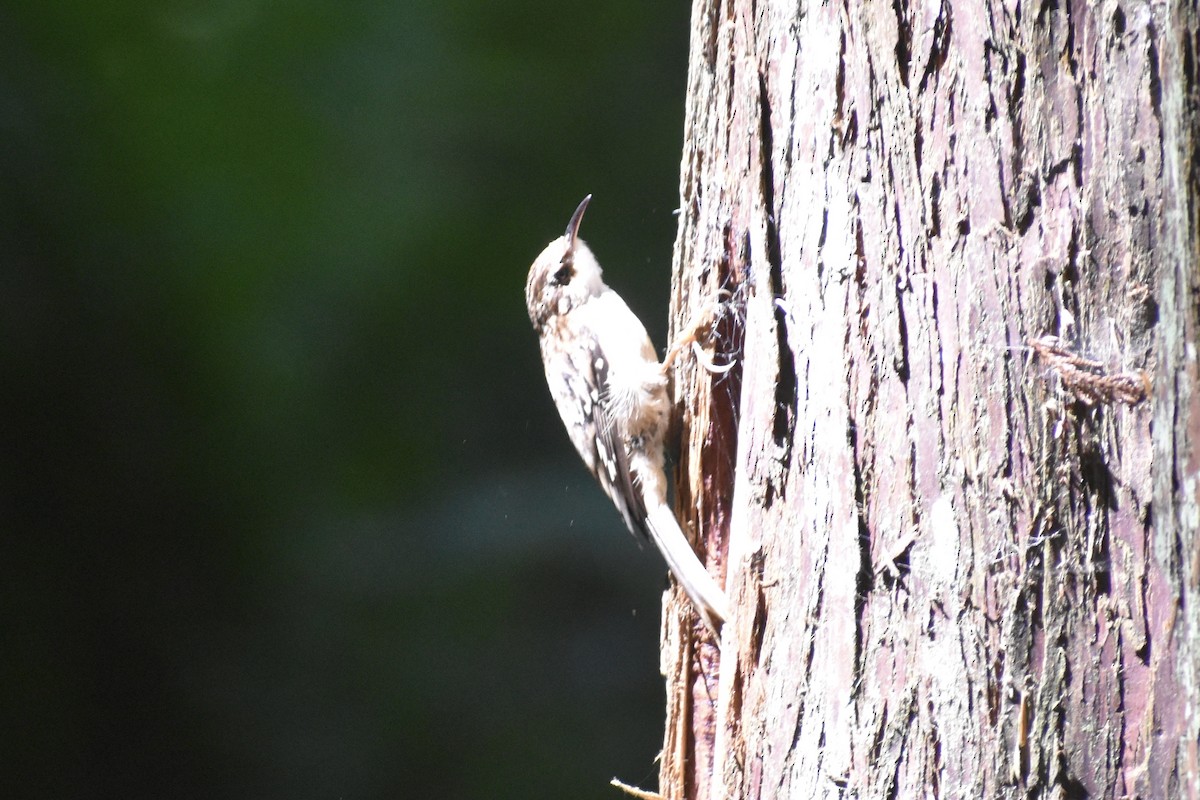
[0, 2, 691, 798]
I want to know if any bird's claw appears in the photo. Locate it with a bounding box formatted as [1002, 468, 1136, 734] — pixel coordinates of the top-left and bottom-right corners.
[692, 340, 736, 374]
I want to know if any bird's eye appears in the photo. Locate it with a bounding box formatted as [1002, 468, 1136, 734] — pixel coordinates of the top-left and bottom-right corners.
[552, 263, 573, 285]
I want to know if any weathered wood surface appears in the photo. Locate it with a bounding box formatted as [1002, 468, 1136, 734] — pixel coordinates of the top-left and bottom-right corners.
[663, 1, 1198, 798]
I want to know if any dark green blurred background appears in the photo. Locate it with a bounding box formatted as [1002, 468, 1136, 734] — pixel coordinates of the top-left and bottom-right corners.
[1, 3, 692, 797]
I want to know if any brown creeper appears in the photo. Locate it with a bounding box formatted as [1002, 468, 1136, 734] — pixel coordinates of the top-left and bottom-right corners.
[524, 195, 729, 631]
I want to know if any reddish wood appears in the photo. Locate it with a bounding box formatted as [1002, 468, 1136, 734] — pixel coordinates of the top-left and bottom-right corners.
[662, 1, 1199, 798]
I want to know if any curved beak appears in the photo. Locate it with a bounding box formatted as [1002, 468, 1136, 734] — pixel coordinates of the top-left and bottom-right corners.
[565, 194, 592, 245]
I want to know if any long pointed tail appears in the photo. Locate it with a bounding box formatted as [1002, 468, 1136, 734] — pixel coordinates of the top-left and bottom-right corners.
[644, 503, 729, 632]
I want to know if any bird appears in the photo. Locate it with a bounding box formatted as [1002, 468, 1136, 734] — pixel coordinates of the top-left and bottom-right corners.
[524, 194, 730, 632]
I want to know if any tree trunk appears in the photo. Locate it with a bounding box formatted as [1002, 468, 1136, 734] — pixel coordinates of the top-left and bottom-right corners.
[661, 1, 1199, 798]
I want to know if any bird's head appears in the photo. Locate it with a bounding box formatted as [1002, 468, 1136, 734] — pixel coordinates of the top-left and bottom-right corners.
[525, 195, 606, 332]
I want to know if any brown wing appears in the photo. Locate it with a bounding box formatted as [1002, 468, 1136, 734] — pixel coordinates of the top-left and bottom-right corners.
[541, 326, 649, 542]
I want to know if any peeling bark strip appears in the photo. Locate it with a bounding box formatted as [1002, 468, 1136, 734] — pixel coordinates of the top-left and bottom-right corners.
[1028, 334, 1150, 406]
[665, 1, 1198, 799]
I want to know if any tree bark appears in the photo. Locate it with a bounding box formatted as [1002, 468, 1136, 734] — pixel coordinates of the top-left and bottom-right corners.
[662, 1, 1199, 798]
